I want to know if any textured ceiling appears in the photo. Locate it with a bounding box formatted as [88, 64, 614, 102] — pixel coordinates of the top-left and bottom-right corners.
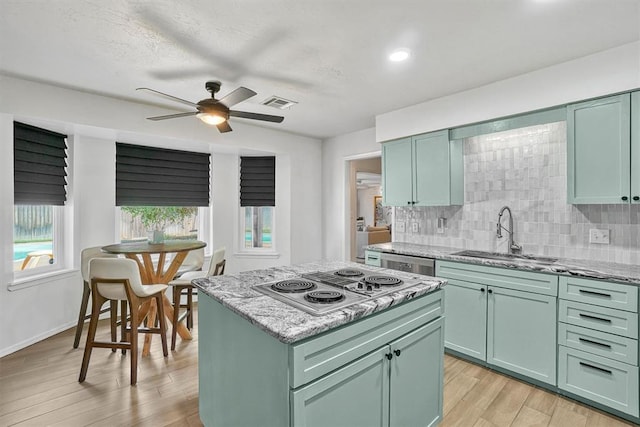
[1, 0, 639, 139]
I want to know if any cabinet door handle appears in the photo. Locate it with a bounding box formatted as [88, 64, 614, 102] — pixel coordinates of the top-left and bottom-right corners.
[579, 361, 612, 375]
[394, 349, 401, 357]
[622, 196, 628, 201]
[385, 353, 393, 360]
[634, 196, 639, 201]
[578, 289, 612, 299]
[579, 337, 612, 349]
[579, 313, 612, 323]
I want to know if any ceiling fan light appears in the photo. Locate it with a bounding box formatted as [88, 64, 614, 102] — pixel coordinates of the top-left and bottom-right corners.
[197, 112, 226, 125]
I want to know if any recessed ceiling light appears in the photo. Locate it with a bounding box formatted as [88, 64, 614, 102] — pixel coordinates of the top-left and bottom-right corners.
[389, 49, 410, 62]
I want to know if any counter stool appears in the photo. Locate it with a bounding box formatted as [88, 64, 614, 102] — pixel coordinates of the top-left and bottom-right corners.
[79, 258, 169, 385]
[73, 246, 119, 349]
[168, 247, 226, 350]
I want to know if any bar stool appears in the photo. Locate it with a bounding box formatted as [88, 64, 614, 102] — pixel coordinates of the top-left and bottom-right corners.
[168, 247, 226, 350]
[73, 246, 119, 349]
[79, 258, 169, 385]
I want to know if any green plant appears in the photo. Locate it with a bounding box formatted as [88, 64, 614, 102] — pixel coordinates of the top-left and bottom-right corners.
[121, 207, 197, 231]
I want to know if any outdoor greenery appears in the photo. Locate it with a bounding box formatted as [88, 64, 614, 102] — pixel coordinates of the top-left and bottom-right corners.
[121, 206, 197, 231]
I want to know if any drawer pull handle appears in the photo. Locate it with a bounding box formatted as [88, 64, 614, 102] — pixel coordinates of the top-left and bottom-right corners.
[578, 337, 612, 349]
[578, 289, 612, 298]
[579, 361, 613, 375]
[579, 313, 612, 323]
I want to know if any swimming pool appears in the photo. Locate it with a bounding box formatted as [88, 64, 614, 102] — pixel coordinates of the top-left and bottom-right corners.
[14, 242, 53, 261]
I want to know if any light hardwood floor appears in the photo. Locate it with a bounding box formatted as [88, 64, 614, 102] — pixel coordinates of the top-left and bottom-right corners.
[1, 307, 637, 427]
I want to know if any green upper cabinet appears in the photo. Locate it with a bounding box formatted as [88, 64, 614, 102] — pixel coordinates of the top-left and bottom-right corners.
[382, 137, 413, 206]
[632, 91, 640, 203]
[567, 93, 636, 204]
[382, 130, 463, 206]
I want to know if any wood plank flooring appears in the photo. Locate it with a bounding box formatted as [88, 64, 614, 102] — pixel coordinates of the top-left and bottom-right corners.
[1, 307, 637, 426]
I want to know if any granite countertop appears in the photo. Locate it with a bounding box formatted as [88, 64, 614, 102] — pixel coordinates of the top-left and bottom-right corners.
[366, 242, 640, 285]
[192, 260, 445, 344]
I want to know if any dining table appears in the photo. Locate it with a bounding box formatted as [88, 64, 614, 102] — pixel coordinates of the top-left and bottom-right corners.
[102, 239, 207, 356]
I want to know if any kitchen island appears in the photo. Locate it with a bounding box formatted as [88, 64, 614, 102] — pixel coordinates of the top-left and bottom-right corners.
[193, 260, 446, 427]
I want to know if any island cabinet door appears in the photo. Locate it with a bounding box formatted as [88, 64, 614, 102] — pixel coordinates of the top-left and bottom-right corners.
[487, 286, 557, 386]
[290, 346, 390, 427]
[444, 280, 487, 361]
[389, 317, 444, 427]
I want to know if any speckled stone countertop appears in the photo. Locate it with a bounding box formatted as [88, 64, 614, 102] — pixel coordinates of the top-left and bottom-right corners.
[365, 242, 640, 285]
[192, 260, 445, 344]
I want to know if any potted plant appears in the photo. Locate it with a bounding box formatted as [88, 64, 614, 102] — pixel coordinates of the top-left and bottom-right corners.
[121, 207, 197, 244]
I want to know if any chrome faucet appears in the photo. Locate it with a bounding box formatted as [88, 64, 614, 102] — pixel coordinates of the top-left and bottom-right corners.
[496, 206, 522, 254]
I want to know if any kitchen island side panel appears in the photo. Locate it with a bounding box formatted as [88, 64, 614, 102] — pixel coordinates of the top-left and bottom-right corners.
[199, 294, 290, 427]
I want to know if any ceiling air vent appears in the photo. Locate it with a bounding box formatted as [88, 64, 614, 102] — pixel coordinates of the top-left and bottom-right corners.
[262, 96, 297, 110]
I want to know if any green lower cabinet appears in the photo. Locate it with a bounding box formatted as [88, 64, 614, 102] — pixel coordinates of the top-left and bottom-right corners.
[364, 250, 381, 267]
[487, 286, 557, 385]
[389, 318, 444, 427]
[291, 347, 390, 427]
[558, 346, 639, 417]
[443, 280, 487, 361]
[292, 318, 444, 427]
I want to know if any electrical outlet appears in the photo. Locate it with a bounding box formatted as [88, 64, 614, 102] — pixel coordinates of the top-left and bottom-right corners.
[436, 217, 446, 234]
[396, 222, 406, 233]
[412, 222, 419, 233]
[589, 229, 610, 244]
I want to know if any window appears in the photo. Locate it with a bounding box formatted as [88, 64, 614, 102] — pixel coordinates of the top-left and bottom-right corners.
[119, 206, 200, 242]
[243, 207, 274, 248]
[13, 122, 68, 274]
[240, 156, 276, 252]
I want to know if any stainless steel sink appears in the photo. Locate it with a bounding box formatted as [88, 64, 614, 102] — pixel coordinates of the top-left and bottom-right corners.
[452, 250, 558, 264]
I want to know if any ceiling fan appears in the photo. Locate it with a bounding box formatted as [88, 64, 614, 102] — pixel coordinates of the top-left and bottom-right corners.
[136, 81, 284, 133]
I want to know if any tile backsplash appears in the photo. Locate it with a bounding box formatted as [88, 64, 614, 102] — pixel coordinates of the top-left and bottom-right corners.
[395, 122, 640, 265]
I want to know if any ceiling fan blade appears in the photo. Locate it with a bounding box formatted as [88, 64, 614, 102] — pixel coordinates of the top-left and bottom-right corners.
[136, 87, 198, 108]
[146, 111, 198, 121]
[219, 87, 257, 107]
[216, 121, 233, 133]
[229, 110, 284, 123]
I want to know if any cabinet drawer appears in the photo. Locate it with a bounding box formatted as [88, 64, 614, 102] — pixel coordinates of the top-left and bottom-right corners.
[289, 290, 442, 388]
[559, 276, 638, 312]
[558, 346, 639, 417]
[364, 250, 381, 267]
[436, 260, 557, 296]
[559, 300, 638, 339]
[559, 323, 638, 365]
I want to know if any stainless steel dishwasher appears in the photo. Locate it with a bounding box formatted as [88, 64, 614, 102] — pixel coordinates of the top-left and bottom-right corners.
[379, 252, 435, 276]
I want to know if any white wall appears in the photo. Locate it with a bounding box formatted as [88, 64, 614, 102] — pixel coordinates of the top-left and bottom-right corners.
[0, 76, 322, 356]
[377, 41, 640, 142]
[322, 127, 380, 260]
[322, 42, 640, 262]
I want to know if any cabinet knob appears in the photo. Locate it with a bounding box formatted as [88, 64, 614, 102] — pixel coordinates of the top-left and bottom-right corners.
[394, 349, 401, 357]
[385, 353, 393, 360]
[634, 196, 639, 201]
[407, 201, 412, 205]
[622, 196, 628, 201]
[480, 288, 485, 293]
[488, 289, 493, 294]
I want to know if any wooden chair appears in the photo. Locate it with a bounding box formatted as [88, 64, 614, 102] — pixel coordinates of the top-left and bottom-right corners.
[168, 246, 226, 350]
[79, 258, 169, 385]
[73, 246, 119, 349]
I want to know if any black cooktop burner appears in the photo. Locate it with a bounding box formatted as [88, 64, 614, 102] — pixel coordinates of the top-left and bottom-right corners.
[271, 280, 317, 293]
[362, 275, 403, 287]
[304, 290, 346, 304]
[334, 268, 365, 277]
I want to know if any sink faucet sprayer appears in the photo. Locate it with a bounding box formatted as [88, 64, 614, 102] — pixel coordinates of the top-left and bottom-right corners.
[496, 206, 522, 254]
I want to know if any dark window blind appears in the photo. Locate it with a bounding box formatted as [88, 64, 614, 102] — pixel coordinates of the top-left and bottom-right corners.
[240, 156, 275, 207]
[14, 122, 68, 205]
[116, 142, 210, 206]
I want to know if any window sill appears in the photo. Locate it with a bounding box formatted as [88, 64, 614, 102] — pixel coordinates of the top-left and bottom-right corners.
[234, 251, 281, 260]
[8, 268, 79, 292]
